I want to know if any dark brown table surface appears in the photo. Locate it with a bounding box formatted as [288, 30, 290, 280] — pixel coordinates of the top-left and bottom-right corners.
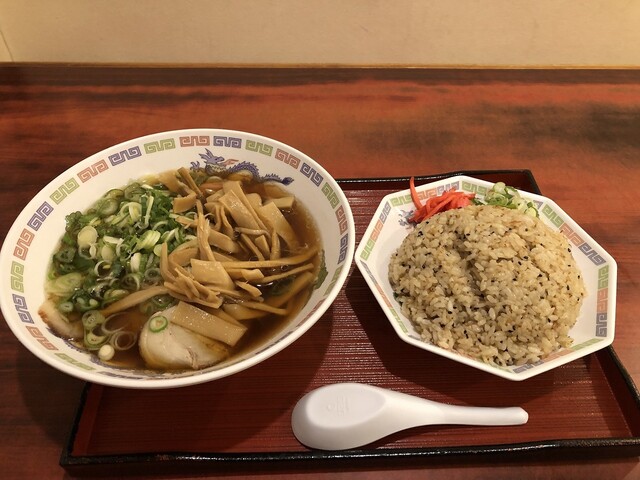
[0, 65, 639, 479]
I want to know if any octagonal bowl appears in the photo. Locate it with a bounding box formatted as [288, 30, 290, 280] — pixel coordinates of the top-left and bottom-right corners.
[355, 175, 616, 381]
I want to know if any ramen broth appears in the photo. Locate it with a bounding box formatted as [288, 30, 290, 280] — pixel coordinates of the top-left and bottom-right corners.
[93, 292, 311, 370]
[42, 168, 322, 371]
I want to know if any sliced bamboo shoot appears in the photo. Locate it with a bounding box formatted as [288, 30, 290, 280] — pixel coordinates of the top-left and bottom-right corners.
[208, 229, 240, 253]
[255, 263, 315, 284]
[100, 285, 170, 317]
[168, 246, 198, 267]
[226, 269, 264, 281]
[256, 201, 299, 250]
[190, 258, 235, 290]
[240, 233, 265, 261]
[267, 196, 295, 210]
[254, 235, 271, 258]
[220, 246, 318, 269]
[218, 190, 261, 230]
[266, 271, 315, 308]
[223, 303, 267, 320]
[235, 281, 262, 298]
[160, 242, 176, 281]
[157, 170, 185, 193]
[223, 180, 268, 230]
[171, 301, 246, 346]
[177, 167, 204, 198]
[172, 192, 197, 213]
[270, 230, 281, 260]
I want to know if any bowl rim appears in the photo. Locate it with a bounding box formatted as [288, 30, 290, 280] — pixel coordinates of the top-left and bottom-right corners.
[0, 128, 356, 389]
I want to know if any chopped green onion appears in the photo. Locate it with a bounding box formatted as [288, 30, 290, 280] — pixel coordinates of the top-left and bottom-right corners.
[152, 220, 169, 230]
[88, 243, 99, 260]
[109, 330, 137, 350]
[161, 228, 176, 243]
[140, 294, 174, 315]
[109, 261, 124, 278]
[485, 192, 508, 206]
[61, 232, 76, 246]
[56, 263, 77, 275]
[105, 188, 124, 199]
[479, 183, 539, 217]
[505, 186, 518, 196]
[140, 194, 155, 228]
[148, 315, 169, 333]
[492, 182, 507, 194]
[99, 314, 126, 335]
[88, 282, 109, 300]
[96, 197, 119, 217]
[54, 246, 76, 264]
[144, 267, 163, 285]
[49, 178, 193, 321]
[525, 206, 538, 217]
[124, 183, 144, 201]
[103, 235, 121, 244]
[98, 344, 115, 361]
[82, 310, 105, 330]
[130, 252, 142, 273]
[72, 254, 95, 271]
[85, 329, 108, 350]
[122, 273, 142, 291]
[100, 244, 116, 262]
[127, 202, 142, 222]
[57, 300, 74, 314]
[75, 295, 100, 312]
[47, 272, 84, 297]
[151, 294, 174, 309]
[135, 230, 161, 252]
[103, 288, 128, 305]
[77, 225, 98, 249]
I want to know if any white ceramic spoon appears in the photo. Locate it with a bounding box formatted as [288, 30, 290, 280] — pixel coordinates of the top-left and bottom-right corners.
[291, 382, 528, 450]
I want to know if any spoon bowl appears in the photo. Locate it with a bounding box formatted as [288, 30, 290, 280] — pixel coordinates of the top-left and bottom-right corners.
[291, 383, 528, 450]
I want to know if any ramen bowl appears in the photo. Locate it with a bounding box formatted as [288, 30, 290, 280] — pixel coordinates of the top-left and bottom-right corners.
[0, 129, 355, 389]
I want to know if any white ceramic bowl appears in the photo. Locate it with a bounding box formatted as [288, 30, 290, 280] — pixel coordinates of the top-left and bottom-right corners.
[0, 129, 355, 389]
[355, 175, 617, 381]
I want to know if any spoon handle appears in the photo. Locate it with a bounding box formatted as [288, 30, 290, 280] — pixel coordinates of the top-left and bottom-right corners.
[388, 388, 528, 427]
[424, 401, 528, 426]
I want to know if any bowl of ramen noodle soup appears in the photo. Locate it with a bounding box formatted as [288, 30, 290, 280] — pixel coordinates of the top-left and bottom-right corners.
[0, 129, 355, 388]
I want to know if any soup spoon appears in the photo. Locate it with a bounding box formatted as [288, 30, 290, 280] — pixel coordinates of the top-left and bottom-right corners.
[291, 382, 528, 450]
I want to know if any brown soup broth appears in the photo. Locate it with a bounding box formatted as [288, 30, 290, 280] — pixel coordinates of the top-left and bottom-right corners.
[87, 172, 320, 371]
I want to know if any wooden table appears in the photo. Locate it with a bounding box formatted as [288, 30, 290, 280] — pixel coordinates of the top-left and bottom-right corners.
[0, 65, 638, 479]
